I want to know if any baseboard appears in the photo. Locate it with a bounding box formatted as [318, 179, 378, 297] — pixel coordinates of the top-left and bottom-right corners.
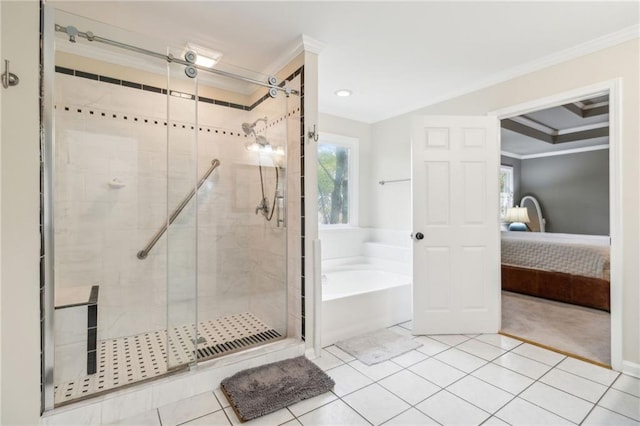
[622, 360, 640, 378]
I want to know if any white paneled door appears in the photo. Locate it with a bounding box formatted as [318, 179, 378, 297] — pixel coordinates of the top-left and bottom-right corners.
[411, 116, 500, 335]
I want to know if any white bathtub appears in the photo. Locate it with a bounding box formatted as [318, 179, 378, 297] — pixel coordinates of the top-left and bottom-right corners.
[321, 264, 412, 346]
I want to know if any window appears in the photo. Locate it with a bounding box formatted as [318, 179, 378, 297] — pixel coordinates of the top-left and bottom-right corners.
[317, 133, 359, 226]
[500, 165, 514, 218]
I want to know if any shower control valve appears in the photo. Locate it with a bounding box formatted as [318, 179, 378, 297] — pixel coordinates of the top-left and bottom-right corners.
[255, 198, 269, 217]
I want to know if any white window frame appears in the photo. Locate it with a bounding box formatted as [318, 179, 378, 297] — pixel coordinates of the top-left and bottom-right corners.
[317, 132, 359, 228]
[500, 165, 514, 219]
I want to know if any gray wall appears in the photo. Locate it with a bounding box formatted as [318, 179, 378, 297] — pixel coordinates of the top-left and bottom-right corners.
[501, 155, 521, 202]
[520, 149, 609, 235]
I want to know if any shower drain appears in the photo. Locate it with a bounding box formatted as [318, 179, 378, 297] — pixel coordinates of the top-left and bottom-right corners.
[197, 329, 282, 360]
[53, 312, 283, 405]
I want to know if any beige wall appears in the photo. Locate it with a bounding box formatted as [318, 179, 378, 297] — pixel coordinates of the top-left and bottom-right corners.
[1, 0, 42, 424]
[372, 39, 640, 369]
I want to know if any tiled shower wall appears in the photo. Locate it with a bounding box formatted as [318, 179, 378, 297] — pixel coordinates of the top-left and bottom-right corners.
[52, 68, 302, 346]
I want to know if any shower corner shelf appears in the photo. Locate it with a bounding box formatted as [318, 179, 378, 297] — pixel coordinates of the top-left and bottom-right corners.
[108, 178, 126, 188]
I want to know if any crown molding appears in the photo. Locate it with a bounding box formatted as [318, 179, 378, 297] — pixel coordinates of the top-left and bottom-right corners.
[263, 34, 326, 77]
[502, 144, 609, 160]
[489, 24, 639, 90]
[376, 24, 639, 124]
[301, 34, 327, 55]
[500, 151, 523, 160]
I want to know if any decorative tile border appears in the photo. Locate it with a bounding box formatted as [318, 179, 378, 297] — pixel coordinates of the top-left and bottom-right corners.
[55, 102, 301, 140]
[54, 65, 303, 112]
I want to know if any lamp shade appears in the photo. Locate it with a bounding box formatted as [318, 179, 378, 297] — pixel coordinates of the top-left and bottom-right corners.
[504, 206, 530, 223]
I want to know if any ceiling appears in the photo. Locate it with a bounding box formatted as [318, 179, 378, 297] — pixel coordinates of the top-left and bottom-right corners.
[501, 95, 610, 157]
[51, 1, 639, 124]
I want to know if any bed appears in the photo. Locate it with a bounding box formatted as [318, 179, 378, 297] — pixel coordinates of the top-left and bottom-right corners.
[501, 196, 611, 311]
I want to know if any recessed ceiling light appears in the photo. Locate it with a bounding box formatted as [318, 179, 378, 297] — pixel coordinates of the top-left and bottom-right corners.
[335, 89, 352, 97]
[187, 44, 222, 68]
[195, 55, 217, 68]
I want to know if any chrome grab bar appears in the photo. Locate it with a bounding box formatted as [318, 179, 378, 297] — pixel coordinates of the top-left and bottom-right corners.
[137, 159, 221, 259]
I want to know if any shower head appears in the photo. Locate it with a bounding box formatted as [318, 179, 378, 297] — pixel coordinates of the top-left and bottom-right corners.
[242, 122, 255, 136]
[241, 116, 268, 136]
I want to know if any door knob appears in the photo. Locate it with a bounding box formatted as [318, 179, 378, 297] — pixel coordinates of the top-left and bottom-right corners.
[415, 232, 424, 240]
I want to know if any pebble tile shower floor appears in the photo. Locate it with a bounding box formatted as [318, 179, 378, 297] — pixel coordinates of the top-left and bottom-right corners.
[53, 312, 281, 405]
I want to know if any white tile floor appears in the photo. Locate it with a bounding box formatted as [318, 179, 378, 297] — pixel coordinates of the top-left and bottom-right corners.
[111, 322, 640, 425]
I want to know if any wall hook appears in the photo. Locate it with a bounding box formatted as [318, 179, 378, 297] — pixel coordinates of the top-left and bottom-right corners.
[307, 124, 319, 142]
[2, 60, 19, 89]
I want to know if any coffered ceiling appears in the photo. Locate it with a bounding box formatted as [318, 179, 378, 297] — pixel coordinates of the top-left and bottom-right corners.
[501, 95, 609, 157]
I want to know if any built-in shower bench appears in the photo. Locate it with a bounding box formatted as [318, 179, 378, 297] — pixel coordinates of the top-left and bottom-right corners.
[54, 285, 99, 383]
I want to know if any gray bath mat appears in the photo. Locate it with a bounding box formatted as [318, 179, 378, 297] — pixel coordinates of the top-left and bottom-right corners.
[335, 329, 422, 365]
[220, 356, 334, 422]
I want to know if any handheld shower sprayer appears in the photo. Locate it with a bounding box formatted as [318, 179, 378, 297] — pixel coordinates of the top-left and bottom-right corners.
[241, 117, 268, 137]
[240, 117, 283, 225]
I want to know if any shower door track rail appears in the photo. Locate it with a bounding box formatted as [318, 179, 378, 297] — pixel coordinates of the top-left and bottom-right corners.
[54, 24, 299, 97]
[137, 158, 221, 260]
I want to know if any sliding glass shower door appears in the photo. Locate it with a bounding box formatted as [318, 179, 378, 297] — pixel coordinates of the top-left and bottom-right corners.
[45, 6, 294, 406]
[165, 49, 199, 370]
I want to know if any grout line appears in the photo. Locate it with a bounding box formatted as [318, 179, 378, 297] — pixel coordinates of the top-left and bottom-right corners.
[421, 352, 513, 419]
[608, 380, 640, 399]
[336, 384, 377, 426]
[500, 351, 597, 425]
[198, 327, 637, 426]
[377, 406, 415, 425]
[402, 332, 595, 423]
[543, 365, 620, 392]
[581, 376, 640, 424]
[220, 406, 233, 426]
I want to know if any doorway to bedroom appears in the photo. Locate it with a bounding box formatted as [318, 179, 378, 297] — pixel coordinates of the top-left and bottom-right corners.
[497, 87, 615, 367]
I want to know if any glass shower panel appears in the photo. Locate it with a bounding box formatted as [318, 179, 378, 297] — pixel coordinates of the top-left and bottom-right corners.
[193, 69, 293, 359]
[245, 93, 288, 339]
[166, 50, 198, 369]
[50, 9, 171, 404]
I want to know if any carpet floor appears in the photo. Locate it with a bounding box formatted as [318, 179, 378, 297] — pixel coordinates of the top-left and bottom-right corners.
[501, 291, 611, 366]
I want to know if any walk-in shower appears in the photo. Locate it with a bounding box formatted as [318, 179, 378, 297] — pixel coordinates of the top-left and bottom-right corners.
[42, 7, 302, 408]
